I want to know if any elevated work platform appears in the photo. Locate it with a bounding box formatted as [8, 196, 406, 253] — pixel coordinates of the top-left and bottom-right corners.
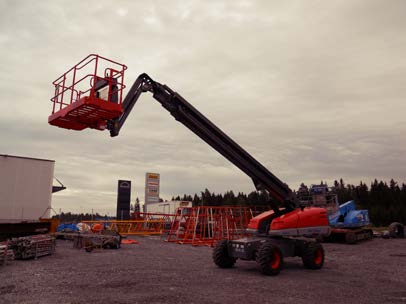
[48, 96, 123, 130]
[48, 54, 127, 131]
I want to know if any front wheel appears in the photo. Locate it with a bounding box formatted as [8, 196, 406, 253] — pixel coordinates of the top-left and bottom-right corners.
[302, 242, 324, 270]
[213, 240, 237, 268]
[257, 242, 283, 276]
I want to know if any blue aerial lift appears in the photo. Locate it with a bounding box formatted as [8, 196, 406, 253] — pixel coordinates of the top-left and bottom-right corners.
[299, 184, 372, 244]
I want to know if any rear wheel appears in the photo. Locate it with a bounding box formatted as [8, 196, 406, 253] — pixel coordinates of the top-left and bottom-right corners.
[257, 242, 283, 276]
[302, 242, 324, 269]
[213, 240, 236, 268]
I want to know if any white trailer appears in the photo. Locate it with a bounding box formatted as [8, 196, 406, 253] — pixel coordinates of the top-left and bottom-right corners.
[144, 200, 192, 215]
[0, 154, 54, 222]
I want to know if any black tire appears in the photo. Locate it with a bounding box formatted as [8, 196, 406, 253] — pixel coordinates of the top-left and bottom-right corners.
[212, 240, 236, 268]
[388, 222, 404, 238]
[257, 242, 283, 276]
[345, 231, 357, 244]
[301, 242, 324, 270]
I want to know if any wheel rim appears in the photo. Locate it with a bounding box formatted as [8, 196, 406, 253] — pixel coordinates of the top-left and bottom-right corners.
[314, 248, 323, 265]
[271, 251, 281, 269]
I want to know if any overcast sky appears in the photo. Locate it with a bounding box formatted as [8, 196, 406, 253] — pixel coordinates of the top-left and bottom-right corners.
[1, 0, 405, 215]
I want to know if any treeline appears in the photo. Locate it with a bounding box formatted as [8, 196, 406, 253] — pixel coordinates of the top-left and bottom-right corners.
[172, 179, 406, 226]
[52, 212, 111, 222]
[333, 179, 406, 226]
[172, 189, 272, 207]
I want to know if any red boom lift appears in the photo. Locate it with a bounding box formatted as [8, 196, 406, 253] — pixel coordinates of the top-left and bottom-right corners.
[49, 55, 331, 275]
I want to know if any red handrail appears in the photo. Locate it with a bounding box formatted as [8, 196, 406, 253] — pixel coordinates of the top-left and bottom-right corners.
[50, 54, 127, 114]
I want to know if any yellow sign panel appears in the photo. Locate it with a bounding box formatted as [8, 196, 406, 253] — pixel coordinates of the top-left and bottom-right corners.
[145, 172, 160, 205]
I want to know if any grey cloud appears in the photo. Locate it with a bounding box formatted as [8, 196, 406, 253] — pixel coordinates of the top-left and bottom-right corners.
[1, 0, 405, 214]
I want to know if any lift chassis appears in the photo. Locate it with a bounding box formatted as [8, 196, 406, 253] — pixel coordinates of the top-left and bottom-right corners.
[214, 236, 324, 275]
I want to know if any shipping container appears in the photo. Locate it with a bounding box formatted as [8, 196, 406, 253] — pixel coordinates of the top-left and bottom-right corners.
[144, 200, 192, 215]
[0, 154, 54, 222]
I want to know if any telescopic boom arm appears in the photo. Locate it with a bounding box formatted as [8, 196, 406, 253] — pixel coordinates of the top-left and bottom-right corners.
[107, 74, 298, 214]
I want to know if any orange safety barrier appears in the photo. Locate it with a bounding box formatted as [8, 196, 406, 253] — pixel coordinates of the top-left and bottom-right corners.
[167, 206, 253, 247]
[81, 219, 165, 236]
[132, 212, 175, 233]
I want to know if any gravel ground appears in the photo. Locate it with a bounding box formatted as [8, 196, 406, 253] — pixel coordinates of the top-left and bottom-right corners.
[1, 236, 405, 304]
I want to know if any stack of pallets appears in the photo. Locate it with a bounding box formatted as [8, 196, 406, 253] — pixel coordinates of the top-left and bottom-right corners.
[0, 243, 14, 265]
[8, 235, 55, 260]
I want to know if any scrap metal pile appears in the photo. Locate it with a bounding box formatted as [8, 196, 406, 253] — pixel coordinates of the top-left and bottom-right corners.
[72, 230, 122, 252]
[56, 223, 122, 252]
[8, 234, 55, 260]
